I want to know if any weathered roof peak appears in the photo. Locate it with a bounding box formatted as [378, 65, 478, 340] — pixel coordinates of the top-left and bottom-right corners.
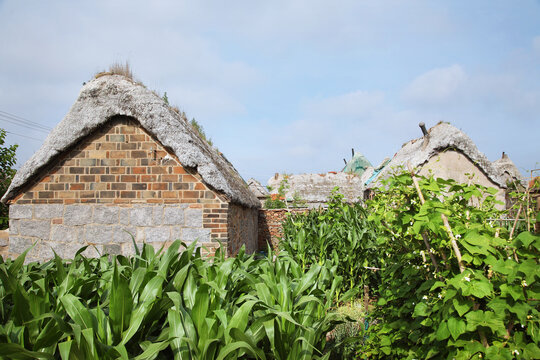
[368, 122, 516, 188]
[2, 75, 260, 208]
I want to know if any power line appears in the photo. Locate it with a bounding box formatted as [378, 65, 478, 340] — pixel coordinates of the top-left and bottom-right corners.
[0, 110, 53, 131]
[5, 130, 44, 142]
[0, 114, 51, 133]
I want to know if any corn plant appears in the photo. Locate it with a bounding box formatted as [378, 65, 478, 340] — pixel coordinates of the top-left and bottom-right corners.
[0, 240, 344, 359]
[280, 188, 379, 296]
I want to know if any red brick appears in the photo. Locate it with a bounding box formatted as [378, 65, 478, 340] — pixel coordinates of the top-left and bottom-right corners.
[132, 167, 146, 174]
[121, 175, 137, 182]
[70, 184, 84, 190]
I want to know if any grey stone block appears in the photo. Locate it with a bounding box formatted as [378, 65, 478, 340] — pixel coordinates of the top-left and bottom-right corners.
[57, 242, 85, 259]
[84, 225, 114, 244]
[94, 206, 119, 224]
[119, 208, 130, 225]
[19, 220, 51, 239]
[184, 208, 203, 227]
[153, 207, 164, 225]
[171, 227, 182, 241]
[103, 244, 122, 255]
[9, 220, 19, 235]
[122, 241, 145, 256]
[144, 227, 171, 243]
[130, 207, 154, 226]
[112, 226, 137, 243]
[0, 235, 8, 246]
[182, 227, 211, 243]
[33, 241, 56, 261]
[64, 205, 93, 225]
[79, 244, 102, 258]
[51, 225, 81, 243]
[10, 205, 33, 219]
[136, 228, 146, 243]
[163, 206, 184, 225]
[9, 237, 33, 255]
[34, 204, 64, 219]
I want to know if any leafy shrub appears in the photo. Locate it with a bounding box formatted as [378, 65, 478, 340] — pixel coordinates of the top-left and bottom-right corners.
[0, 128, 17, 229]
[364, 173, 540, 359]
[0, 241, 344, 359]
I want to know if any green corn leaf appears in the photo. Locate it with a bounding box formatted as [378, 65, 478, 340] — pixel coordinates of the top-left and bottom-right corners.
[110, 261, 133, 342]
[229, 327, 266, 360]
[60, 294, 95, 331]
[168, 308, 188, 359]
[58, 340, 72, 360]
[216, 341, 260, 360]
[0, 343, 54, 359]
[192, 284, 209, 333]
[121, 276, 165, 345]
[133, 340, 170, 360]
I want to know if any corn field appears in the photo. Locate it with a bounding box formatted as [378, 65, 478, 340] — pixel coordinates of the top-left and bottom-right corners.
[0, 241, 344, 359]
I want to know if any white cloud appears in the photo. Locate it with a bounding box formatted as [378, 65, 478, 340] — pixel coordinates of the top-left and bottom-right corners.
[402, 64, 467, 104]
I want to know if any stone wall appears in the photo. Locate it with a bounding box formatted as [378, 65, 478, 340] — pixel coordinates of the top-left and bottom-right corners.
[228, 204, 258, 255]
[6, 117, 257, 261]
[258, 208, 308, 251]
[0, 229, 8, 259]
[8, 203, 221, 262]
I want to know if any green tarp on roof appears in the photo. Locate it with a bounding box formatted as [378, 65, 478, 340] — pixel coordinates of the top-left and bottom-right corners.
[342, 152, 372, 176]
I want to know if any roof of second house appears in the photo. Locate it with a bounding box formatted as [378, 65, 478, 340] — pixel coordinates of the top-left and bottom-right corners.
[368, 122, 512, 188]
[1, 74, 260, 208]
[247, 178, 269, 198]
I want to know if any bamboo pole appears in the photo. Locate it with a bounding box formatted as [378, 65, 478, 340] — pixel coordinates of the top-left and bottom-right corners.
[407, 163, 458, 273]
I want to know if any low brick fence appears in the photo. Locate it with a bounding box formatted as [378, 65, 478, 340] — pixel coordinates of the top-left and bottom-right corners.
[258, 208, 309, 251]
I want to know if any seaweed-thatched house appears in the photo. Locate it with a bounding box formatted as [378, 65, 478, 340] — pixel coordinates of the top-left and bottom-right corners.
[1, 74, 260, 262]
[267, 172, 364, 208]
[247, 178, 269, 206]
[365, 122, 523, 207]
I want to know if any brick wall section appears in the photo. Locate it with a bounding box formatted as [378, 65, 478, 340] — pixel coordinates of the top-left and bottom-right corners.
[6, 117, 254, 261]
[228, 204, 258, 255]
[258, 209, 308, 251]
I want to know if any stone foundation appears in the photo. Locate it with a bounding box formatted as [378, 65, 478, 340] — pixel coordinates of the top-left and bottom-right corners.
[8, 203, 220, 262]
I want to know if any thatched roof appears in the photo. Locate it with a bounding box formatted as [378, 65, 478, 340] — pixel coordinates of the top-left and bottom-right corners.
[368, 122, 511, 188]
[2, 75, 260, 208]
[247, 178, 268, 198]
[268, 172, 363, 205]
[492, 152, 523, 186]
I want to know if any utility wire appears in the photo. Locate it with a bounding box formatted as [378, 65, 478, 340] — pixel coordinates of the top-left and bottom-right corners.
[0, 115, 51, 133]
[5, 130, 44, 142]
[0, 110, 53, 131]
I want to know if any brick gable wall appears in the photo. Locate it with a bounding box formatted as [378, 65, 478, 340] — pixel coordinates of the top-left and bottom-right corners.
[7, 116, 257, 261]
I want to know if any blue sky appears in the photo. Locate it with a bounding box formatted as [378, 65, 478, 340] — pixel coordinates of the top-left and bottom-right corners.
[1, 0, 539, 184]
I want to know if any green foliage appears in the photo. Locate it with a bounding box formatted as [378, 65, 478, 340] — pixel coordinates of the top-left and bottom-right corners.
[0, 241, 343, 359]
[363, 173, 540, 359]
[190, 118, 213, 147]
[280, 188, 379, 296]
[0, 129, 17, 229]
[265, 175, 306, 209]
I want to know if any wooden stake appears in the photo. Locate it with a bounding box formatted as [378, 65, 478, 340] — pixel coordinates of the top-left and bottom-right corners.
[407, 162, 462, 272]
